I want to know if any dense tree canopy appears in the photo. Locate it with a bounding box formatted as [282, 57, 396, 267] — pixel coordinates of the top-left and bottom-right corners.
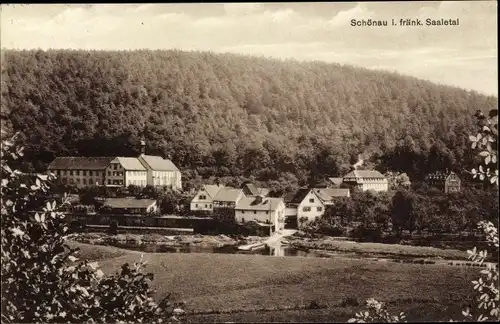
[2, 49, 497, 187]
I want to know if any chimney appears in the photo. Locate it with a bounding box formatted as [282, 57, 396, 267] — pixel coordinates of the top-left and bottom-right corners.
[140, 139, 146, 155]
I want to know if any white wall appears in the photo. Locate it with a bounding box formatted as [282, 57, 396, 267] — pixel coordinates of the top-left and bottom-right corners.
[297, 190, 325, 227]
[190, 188, 214, 211]
[125, 170, 148, 187]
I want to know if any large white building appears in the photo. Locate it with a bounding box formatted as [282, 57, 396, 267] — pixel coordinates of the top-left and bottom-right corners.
[342, 170, 389, 192]
[137, 154, 182, 191]
[106, 157, 147, 187]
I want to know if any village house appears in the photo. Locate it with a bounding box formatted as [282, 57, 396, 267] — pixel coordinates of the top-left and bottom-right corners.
[137, 154, 182, 191]
[342, 170, 389, 192]
[190, 184, 225, 212]
[313, 188, 351, 205]
[100, 197, 158, 214]
[425, 170, 461, 193]
[241, 182, 270, 197]
[105, 157, 148, 187]
[212, 187, 244, 221]
[285, 188, 325, 228]
[235, 196, 286, 232]
[47, 157, 114, 188]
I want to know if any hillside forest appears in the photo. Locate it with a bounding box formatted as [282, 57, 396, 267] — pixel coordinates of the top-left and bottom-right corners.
[1, 49, 498, 192]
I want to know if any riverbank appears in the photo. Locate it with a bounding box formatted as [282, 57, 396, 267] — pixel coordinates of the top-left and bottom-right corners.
[72, 242, 478, 322]
[284, 234, 471, 261]
[72, 232, 264, 249]
[73, 231, 477, 261]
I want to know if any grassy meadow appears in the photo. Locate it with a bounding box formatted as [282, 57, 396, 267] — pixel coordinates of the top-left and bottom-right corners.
[72, 242, 479, 322]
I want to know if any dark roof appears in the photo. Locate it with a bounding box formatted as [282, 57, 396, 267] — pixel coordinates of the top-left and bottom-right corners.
[288, 188, 312, 204]
[343, 170, 386, 179]
[102, 198, 157, 209]
[242, 182, 260, 196]
[426, 171, 459, 181]
[48, 157, 114, 170]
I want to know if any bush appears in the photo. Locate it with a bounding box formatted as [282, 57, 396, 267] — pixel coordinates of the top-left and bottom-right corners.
[1, 134, 185, 323]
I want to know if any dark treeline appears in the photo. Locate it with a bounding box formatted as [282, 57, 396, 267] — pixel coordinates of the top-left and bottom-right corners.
[2, 49, 498, 188]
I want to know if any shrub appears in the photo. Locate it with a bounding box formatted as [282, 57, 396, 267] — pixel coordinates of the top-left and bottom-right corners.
[1, 133, 185, 323]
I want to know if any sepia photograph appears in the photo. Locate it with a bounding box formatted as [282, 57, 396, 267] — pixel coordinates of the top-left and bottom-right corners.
[0, 1, 498, 323]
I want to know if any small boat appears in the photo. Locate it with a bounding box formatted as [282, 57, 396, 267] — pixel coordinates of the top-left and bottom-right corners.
[238, 242, 267, 251]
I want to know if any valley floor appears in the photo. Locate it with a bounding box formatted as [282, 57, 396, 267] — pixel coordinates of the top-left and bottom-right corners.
[73, 242, 478, 322]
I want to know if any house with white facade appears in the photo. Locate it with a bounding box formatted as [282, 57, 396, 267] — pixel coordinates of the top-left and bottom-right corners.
[285, 188, 325, 228]
[190, 184, 224, 212]
[105, 157, 147, 187]
[138, 154, 182, 191]
[235, 196, 286, 232]
[342, 170, 389, 192]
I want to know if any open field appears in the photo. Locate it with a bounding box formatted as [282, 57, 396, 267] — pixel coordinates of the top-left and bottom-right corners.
[74, 242, 479, 322]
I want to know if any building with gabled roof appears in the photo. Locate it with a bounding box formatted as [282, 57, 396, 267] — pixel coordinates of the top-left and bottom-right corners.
[100, 197, 158, 214]
[313, 188, 351, 204]
[106, 157, 147, 187]
[212, 187, 244, 222]
[47, 156, 115, 187]
[138, 154, 182, 191]
[342, 169, 388, 192]
[425, 170, 461, 193]
[284, 188, 325, 228]
[190, 184, 225, 212]
[235, 196, 286, 232]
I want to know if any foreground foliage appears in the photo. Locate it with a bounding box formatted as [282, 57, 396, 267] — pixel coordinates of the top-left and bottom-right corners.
[1, 133, 184, 323]
[348, 110, 499, 322]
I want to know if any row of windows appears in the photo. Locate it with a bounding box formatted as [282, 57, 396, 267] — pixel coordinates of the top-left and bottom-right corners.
[61, 178, 101, 185]
[194, 203, 212, 208]
[108, 180, 124, 185]
[108, 171, 125, 177]
[302, 206, 323, 212]
[53, 170, 103, 176]
[241, 210, 269, 214]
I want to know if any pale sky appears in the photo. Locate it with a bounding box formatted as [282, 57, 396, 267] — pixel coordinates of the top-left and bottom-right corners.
[1, 2, 497, 96]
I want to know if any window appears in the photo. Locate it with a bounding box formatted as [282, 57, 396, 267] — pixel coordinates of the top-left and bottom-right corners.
[89, 170, 93, 176]
[303, 207, 311, 212]
[309, 198, 314, 203]
[108, 180, 111, 184]
[266, 211, 269, 214]
[195, 204, 198, 208]
[209, 204, 212, 208]
[76, 170, 80, 176]
[62, 170, 66, 175]
[317, 207, 323, 212]
[242, 218, 245, 222]
[199, 195, 206, 200]
[254, 211, 257, 214]
[205, 204, 208, 208]
[83, 170, 86, 176]
[242, 211, 245, 214]
[82, 179, 86, 185]
[108, 171, 111, 176]
[69, 171, 73, 176]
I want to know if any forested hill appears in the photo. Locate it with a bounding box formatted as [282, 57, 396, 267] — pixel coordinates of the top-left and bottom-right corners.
[1, 49, 497, 189]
